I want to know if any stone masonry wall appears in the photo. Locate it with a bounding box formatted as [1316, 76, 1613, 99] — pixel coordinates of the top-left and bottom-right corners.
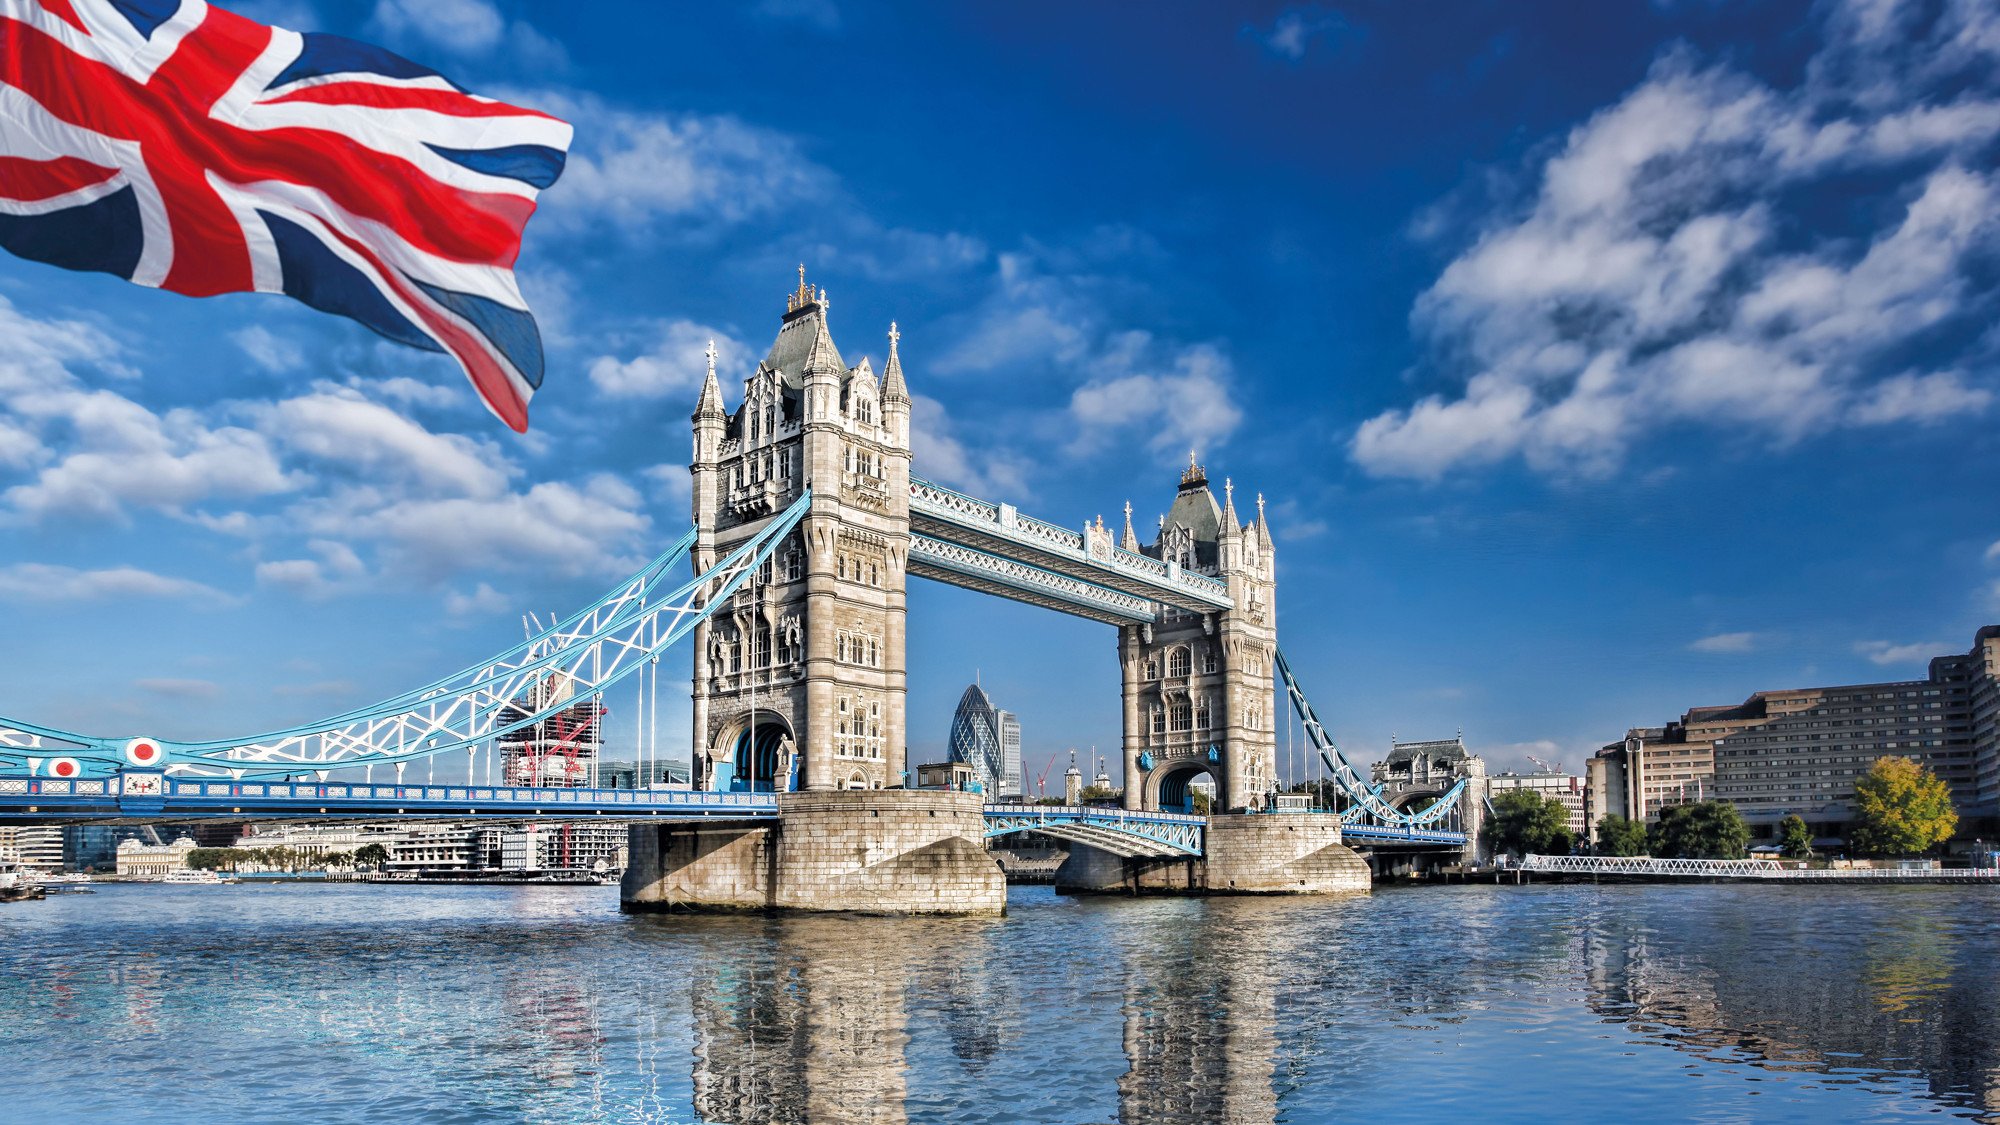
[1203, 812, 1370, 894]
[774, 789, 1004, 915]
[621, 820, 776, 912]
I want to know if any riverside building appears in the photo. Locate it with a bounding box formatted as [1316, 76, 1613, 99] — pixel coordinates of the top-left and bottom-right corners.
[1593, 625, 2000, 841]
[1488, 771, 1587, 837]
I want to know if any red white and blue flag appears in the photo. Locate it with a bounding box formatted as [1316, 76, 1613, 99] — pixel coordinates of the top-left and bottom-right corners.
[0, 0, 571, 431]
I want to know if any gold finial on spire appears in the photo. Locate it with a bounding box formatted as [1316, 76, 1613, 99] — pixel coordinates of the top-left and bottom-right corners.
[787, 264, 815, 312]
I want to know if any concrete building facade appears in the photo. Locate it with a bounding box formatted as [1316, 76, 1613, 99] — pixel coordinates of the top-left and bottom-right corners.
[1595, 625, 2000, 840]
[1489, 771, 1587, 837]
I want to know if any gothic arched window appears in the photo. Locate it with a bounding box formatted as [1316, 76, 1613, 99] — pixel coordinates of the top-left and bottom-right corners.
[1167, 647, 1191, 678]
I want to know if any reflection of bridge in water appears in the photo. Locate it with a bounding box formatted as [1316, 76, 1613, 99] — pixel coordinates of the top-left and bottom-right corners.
[0, 271, 1471, 908]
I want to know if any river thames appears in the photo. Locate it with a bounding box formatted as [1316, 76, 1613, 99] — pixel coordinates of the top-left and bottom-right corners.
[4, 881, 1997, 1123]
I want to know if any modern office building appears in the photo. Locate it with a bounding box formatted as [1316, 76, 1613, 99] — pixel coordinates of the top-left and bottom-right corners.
[594, 760, 689, 789]
[1488, 771, 1588, 837]
[0, 826, 65, 872]
[1595, 625, 2000, 840]
[947, 682, 1007, 795]
[498, 823, 628, 873]
[997, 709, 1022, 799]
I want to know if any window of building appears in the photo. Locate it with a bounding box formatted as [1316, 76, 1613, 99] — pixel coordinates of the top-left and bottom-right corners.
[1170, 700, 1192, 733]
[1201, 647, 1218, 674]
[1152, 708, 1165, 736]
[1167, 647, 1191, 678]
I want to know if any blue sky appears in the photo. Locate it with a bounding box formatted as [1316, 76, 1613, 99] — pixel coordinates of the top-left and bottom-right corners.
[2, 0, 1997, 786]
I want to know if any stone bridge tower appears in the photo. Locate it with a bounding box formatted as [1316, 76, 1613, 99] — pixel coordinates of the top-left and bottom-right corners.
[1119, 457, 1278, 813]
[688, 269, 912, 792]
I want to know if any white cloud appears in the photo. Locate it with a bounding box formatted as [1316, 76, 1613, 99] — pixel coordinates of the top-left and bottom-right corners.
[250, 388, 512, 497]
[910, 395, 1032, 499]
[302, 475, 650, 580]
[0, 563, 231, 603]
[1068, 336, 1243, 461]
[1354, 7, 2000, 481]
[589, 321, 748, 400]
[255, 539, 366, 599]
[1486, 739, 1573, 774]
[1985, 538, 2000, 563]
[1854, 639, 1945, 666]
[370, 0, 504, 54]
[1255, 6, 1351, 61]
[529, 92, 829, 230]
[1689, 631, 1758, 654]
[445, 582, 510, 619]
[231, 326, 304, 373]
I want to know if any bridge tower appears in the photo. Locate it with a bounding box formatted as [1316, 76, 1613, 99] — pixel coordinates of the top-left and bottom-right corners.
[1119, 457, 1279, 813]
[688, 268, 913, 793]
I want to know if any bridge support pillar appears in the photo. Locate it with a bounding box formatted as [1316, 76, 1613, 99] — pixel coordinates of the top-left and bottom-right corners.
[1202, 813, 1371, 893]
[622, 789, 1005, 915]
[1055, 812, 1370, 896]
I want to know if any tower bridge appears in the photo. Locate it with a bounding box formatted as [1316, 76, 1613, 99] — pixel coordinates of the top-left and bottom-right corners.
[0, 269, 1470, 911]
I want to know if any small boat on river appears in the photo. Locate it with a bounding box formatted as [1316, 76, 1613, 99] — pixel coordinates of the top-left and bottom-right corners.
[0, 860, 46, 902]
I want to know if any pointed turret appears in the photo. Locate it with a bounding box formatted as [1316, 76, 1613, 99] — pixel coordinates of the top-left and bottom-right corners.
[1255, 492, 1273, 551]
[1222, 477, 1240, 532]
[695, 339, 725, 420]
[1121, 501, 1138, 552]
[882, 321, 909, 405]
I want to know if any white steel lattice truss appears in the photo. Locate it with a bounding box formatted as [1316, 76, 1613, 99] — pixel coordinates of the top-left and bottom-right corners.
[0, 491, 815, 780]
[982, 803, 1205, 857]
[1274, 648, 1467, 829]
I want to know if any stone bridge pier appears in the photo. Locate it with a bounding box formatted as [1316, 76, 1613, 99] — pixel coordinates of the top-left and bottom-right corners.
[1053, 812, 1370, 896]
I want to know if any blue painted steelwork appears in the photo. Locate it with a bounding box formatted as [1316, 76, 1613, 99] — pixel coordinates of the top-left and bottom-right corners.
[1274, 648, 1469, 831]
[0, 774, 777, 822]
[981, 802, 1205, 857]
[0, 491, 815, 781]
[1339, 823, 1468, 847]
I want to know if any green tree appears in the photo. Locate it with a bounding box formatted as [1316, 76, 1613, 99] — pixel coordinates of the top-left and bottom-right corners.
[1078, 784, 1122, 806]
[353, 842, 391, 870]
[1595, 815, 1650, 857]
[185, 848, 227, 871]
[1778, 814, 1814, 859]
[1482, 788, 1573, 857]
[1649, 800, 1750, 859]
[1850, 756, 1957, 856]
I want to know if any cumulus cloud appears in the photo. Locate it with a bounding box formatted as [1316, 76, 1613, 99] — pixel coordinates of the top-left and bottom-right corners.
[1354, 3, 2000, 480]
[909, 395, 1032, 499]
[370, 0, 503, 54]
[1854, 639, 1946, 666]
[444, 582, 510, 619]
[938, 248, 1247, 465]
[1689, 631, 1758, 654]
[528, 92, 829, 230]
[590, 321, 749, 400]
[1254, 6, 1352, 61]
[231, 325, 304, 373]
[0, 563, 231, 603]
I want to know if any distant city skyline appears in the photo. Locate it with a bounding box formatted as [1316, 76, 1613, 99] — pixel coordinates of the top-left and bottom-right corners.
[0, 2, 1993, 791]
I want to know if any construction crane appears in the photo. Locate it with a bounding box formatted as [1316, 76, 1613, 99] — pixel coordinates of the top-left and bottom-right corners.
[1527, 753, 1565, 775]
[1032, 749, 1065, 798]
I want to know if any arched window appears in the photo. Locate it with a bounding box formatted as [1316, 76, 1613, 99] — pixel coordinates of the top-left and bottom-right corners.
[1167, 647, 1191, 678]
[1151, 708, 1165, 736]
[1201, 646, 1218, 674]
[837, 634, 848, 662]
[847, 771, 869, 790]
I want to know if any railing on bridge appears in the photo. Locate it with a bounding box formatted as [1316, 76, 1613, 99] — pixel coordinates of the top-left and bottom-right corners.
[1274, 648, 1470, 834]
[982, 802, 1206, 857]
[907, 476, 1233, 615]
[0, 774, 779, 821]
[1519, 854, 2000, 879]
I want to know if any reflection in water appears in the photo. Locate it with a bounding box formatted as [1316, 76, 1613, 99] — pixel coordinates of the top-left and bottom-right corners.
[1581, 888, 2000, 1121]
[6, 883, 2000, 1123]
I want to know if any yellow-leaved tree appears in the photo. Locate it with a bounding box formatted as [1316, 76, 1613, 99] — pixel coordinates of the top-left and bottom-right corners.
[1849, 756, 1957, 857]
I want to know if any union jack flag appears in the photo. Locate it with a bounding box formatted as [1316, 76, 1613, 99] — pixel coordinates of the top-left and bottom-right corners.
[0, 0, 571, 431]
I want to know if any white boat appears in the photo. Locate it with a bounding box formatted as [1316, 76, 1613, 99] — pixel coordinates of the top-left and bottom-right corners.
[163, 869, 225, 885]
[0, 861, 45, 901]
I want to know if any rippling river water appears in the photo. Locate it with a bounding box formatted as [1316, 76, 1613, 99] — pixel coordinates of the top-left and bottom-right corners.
[5, 881, 1999, 1123]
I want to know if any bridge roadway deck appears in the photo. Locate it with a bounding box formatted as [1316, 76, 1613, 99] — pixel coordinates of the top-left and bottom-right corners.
[0, 776, 1466, 850]
[908, 477, 1233, 619]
